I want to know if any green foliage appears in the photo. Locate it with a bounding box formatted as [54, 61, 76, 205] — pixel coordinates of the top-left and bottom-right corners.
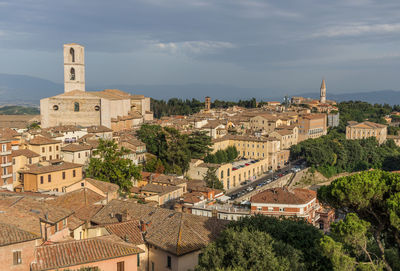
[203, 167, 223, 190]
[318, 170, 400, 271]
[137, 124, 212, 175]
[319, 236, 356, 271]
[86, 139, 141, 193]
[143, 156, 165, 173]
[290, 131, 400, 176]
[204, 146, 239, 164]
[150, 98, 259, 119]
[27, 122, 40, 130]
[0, 105, 40, 115]
[196, 228, 304, 271]
[336, 101, 393, 132]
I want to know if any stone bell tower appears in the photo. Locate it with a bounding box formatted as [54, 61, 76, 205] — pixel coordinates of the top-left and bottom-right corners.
[64, 43, 85, 93]
[320, 78, 326, 104]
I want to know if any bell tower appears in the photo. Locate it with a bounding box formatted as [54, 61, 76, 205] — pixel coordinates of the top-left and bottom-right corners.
[320, 78, 326, 104]
[64, 43, 85, 93]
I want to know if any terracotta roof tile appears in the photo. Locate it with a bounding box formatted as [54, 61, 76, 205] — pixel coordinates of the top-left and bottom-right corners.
[105, 220, 144, 246]
[61, 143, 92, 152]
[0, 223, 40, 246]
[29, 136, 61, 145]
[12, 149, 40, 158]
[85, 178, 120, 193]
[250, 188, 316, 205]
[31, 236, 143, 271]
[21, 162, 83, 175]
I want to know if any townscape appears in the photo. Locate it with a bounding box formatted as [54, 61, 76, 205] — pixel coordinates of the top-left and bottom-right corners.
[1, 43, 400, 271]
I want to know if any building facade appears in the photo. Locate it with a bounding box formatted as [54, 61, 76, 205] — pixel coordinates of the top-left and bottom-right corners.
[346, 121, 387, 144]
[298, 114, 327, 142]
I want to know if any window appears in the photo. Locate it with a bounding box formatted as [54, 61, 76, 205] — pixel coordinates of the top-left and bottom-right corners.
[48, 174, 51, 182]
[227, 168, 230, 177]
[1, 144, 6, 152]
[56, 154, 59, 159]
[40, 176, 44, 184]
[62, 172, 66, 180]
[49, 155, 52, 160]
[70, 48, 75, 62]
[63, 219, 67, 226]
[151, 262, 155, 271]
[73, 170, 76, 177]
[279, 207, 285, 212]
[28, 158, 32, 164]
[74, 102, 79, 112]
[85, 152, 88, 157]
[220, 170, 224, 179]
[49, 146, 52, 152]
[257, 206, 262, 211]
[42, 147, 45, 153]
[70, 68, 75, 80]
[56, 145, 59, 151]
[78, 153, 81, 158]
[53, 105, 59, 111]
[167, 256, 172, 269]
[117, 261, 125, 271]
[95, 105, 100, 111]
[12, 158, 15, 165]
[13, 251, 22, 265]
[3, 167, 7, 175]
[137, 253, 140, 267]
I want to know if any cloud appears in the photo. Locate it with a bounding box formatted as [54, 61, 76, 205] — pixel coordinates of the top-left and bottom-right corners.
[312, 23, 400, 38]
[153, 41, 236, 55]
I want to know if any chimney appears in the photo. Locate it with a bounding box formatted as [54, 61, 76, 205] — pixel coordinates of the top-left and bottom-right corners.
[122, 209, 130, 222]
[140, 220, 148, 232]
[110, 212, 115, 218]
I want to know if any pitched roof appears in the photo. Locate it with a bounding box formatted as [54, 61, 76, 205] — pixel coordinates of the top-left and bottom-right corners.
[47, 188, 105, 221]
[91, 199, 227, 255]
[29, 136, 61, 145]
[21, 162, 83, 175]
[347, 121, 387, 129]
[85, 178, 120, 193]
[86, 125, 113, 133]
[0, 223, 40, 246]
[61, 143, 92, 152]
[12, 149, 40, 158]
[31, 235, 143, 271]
[250, 188, 316, 205]
[105, 220, 144, 246]
[140, 184, 182, 196]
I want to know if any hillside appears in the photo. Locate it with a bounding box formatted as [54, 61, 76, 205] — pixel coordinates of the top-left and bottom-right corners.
[0, 106, 40, 115]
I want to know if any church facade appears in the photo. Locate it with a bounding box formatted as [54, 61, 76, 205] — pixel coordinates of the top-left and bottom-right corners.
[40, 43, 153, 130]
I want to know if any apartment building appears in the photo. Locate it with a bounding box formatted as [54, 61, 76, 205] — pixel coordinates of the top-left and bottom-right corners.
[270, 126, 298, 150]
[61, 143, 92, 164]
[12, 149, 41, 188]
[298, 114, 327, 142]
[249, 114, 283, 132]
[346, 121, 387, 144]
[0, 134, 13, 185]
[250, 187, 320, 225]
[20, 161, 83, 192]
[26, 136, 61, 161]
[212, 135, 287, 170]
[188, 158, 268, 190]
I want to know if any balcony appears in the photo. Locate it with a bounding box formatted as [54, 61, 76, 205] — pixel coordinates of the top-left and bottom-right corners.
[1, 173, 12, 179]
[0, 150, 11, 156]
[0, 162, 12, 167]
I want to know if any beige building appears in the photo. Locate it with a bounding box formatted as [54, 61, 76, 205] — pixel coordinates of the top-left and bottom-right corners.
[26, 136, 61, 161]
[40, 43, 153, 129]
[20, 161, 83, 192]
[249, 114, 284, 132]
[12, 149, 40, 188]
[211, 135, 287, 170]
[270, 127, 298, 150]
[188, 158, 269, 190]
[346, 121, 387, 144]
[61, 143, 92, 165]
[298, 114, 327, 141]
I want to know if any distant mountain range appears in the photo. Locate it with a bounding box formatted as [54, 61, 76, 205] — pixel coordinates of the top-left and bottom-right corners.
[1, 73, 400, 105]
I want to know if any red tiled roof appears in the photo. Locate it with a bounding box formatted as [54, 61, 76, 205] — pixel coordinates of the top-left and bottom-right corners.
[0, 223, 40, 246]
[105, 220, 144, 246]
[29, 136, 61, 145]
[12, 149, 40, 158]
[31, 236, 143, 271]
[250, 188, 316, 205]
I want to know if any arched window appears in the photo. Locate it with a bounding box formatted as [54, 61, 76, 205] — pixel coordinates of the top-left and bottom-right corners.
[70, 48, 75, 62]
[74, 102, 79, 112]
[70, 68, 75, 80]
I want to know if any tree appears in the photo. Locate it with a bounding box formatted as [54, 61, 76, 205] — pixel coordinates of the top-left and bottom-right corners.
[318, 170, 400, 271]
[187, 131, 212, 159]
[203, 167, 223, 190]
[196, 228, 304, 271]
[86, 139, 141, 193]
[319, 236, 357, 271]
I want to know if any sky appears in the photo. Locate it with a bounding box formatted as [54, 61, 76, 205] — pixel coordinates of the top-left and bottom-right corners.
[1, 0, 400, 95]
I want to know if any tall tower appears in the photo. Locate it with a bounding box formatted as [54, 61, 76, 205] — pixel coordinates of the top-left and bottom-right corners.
[320, 78, 326, 104]
[64, 43, 85, 93]
[205, 96, 211, 111]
